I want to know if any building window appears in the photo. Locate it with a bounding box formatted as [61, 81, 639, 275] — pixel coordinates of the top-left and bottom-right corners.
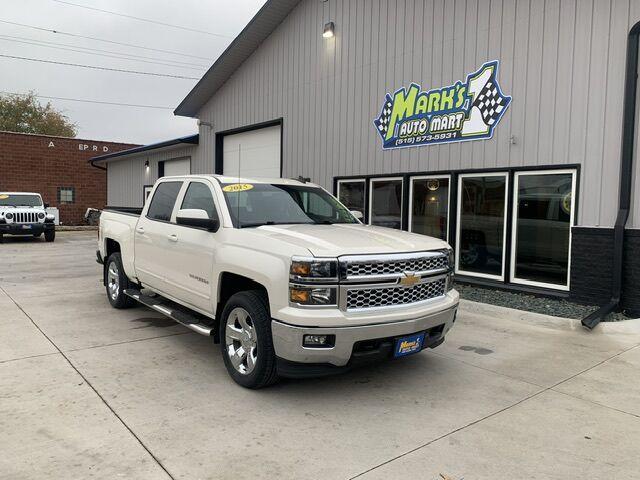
[57, 187, 75, 204]
[510, 170, 576, 290]
[456, 173, 508, 280]
[369, 177, 403, 229]
[409, 176, 450, 241]
[337, 179, 365, 216]
[143, 185, 154, 205]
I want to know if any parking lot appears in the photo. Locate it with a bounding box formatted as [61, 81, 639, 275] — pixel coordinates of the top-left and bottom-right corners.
[1, 231, 639, 480]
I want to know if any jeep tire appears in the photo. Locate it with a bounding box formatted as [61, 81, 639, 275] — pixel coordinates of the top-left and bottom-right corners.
[105, 252, 135, 309]
[44, 229, 55, 242]
[220, 290, 278, 389]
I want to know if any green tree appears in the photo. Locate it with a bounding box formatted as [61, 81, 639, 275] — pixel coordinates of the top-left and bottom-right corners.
[0, 91, 77, 137]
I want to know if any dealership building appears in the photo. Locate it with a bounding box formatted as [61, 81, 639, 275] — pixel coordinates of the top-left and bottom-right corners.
[92, 0, 640, 317]
[0, 131, 137, 225]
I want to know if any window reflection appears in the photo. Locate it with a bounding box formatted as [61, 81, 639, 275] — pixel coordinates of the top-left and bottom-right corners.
[338, 181, 365, 213]
[514, 173, 573, 286]
[370, 179, 403, 229]
[411, 177, 449, 240]
[458, 175, 506, 277]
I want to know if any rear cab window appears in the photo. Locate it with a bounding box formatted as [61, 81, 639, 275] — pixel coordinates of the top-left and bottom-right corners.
[146, 182, 182, 222]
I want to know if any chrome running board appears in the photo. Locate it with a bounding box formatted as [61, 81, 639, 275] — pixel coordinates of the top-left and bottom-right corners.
[124, 289, 213, 336]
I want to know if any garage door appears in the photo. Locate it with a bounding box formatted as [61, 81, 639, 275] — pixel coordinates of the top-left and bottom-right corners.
[163, 157, 191, 176]
[222, 125, 281, 178]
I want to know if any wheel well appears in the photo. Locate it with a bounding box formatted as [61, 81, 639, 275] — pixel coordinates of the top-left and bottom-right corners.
[214, 272, 269, 344]
[105, 238, 121, 258]
[103, 239, 121, 286]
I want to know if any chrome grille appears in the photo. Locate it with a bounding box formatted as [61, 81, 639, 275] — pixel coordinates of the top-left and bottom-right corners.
[346, 278, 446, 311]
[342, 252, 449, 281]
[13, 212, 38, 224]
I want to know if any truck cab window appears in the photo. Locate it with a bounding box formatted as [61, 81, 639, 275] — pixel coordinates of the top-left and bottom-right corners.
[181, 182, 218, 220]
[147, 181, 182, 221]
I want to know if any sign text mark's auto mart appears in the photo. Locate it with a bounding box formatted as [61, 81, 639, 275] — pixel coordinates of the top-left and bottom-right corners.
[374, 61, 511, 150]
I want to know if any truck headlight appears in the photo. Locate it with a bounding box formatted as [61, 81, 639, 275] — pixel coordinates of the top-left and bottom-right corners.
[290, 286, 337, 306]
[5, 212, 13, 220]
[37, 212, 45, 219]
[290, 257, 338, 282]
[446, 248, 455, 270]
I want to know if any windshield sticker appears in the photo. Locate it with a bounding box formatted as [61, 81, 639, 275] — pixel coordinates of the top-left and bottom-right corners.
[373, 60, 511, 150]
[0, 194, 8, 199]
[222, 183, 254, 193]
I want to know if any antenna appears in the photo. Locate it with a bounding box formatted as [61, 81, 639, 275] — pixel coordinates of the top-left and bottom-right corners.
[237, 144, 241, 225]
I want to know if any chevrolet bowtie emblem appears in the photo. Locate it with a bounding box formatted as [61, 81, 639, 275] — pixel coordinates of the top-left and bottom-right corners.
[399, 272, 420, 287]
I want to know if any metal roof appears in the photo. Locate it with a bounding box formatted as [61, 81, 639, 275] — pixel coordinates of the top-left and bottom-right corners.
[174, 0, 302, 117]
[89, 134, 199, 163]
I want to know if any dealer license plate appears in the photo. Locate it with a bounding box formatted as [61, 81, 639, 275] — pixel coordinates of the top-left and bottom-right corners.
[394, 332, 425, 358]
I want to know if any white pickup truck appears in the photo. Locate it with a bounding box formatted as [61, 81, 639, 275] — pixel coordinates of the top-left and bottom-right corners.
[98, 175, 459, 388]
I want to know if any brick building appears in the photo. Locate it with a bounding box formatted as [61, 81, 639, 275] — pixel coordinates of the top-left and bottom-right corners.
[0, 131, 137, 225]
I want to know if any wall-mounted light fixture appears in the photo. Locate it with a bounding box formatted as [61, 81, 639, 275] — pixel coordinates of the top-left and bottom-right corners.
[144, 160, 150, 168]
[323, 22, 335, 38]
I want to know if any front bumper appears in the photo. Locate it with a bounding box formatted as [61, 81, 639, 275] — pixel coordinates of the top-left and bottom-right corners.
[0, 222, 53, 235]
[271, 304, 458, 371]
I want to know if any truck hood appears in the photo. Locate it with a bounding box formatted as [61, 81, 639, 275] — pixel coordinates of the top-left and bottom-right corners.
[250, 223, 450, 257]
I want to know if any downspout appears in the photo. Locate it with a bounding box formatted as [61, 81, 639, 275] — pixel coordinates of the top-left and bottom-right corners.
[582, 22, 640, 329]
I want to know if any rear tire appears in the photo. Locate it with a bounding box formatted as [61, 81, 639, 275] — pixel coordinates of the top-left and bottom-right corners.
[105, 252, 135, 309]
[219, 290, 278, 389]
[44, 229, 55, 242]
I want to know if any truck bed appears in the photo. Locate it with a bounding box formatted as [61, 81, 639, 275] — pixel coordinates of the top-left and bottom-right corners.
[103, 206, 143, 216]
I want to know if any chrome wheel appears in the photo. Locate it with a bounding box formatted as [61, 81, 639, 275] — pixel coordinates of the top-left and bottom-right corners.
[225, 307, 257, 375]
[107, 261, 120, 301]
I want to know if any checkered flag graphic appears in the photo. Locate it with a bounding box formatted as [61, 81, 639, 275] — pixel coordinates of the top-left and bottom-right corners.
[472, 79, 506, 126]
[374, 94, 394, 138]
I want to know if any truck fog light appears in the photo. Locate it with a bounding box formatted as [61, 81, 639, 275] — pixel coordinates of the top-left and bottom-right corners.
[303, 334, 335, 348]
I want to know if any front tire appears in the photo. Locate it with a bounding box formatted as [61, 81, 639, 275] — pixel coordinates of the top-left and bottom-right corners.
[219, 290, 278, 389]
[105, 252, 135, 309]
[44, 229, 55, 242]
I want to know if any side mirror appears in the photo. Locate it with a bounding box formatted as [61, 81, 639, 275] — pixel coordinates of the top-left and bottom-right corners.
[176, 209, 219, 232]
[44, 203, 50, 208]
[350, 210, 364, 221]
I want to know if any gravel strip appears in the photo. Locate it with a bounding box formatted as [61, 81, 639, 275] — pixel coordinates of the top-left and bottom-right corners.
[455, 283, 632, 322]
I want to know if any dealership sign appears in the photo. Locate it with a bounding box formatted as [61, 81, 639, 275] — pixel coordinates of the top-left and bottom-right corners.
[374, 61, 511, 150]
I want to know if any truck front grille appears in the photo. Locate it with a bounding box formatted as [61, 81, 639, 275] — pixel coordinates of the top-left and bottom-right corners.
[346, 255, 447, 277]
[13, 212, 38, 224]
[345, 277, 446, 311]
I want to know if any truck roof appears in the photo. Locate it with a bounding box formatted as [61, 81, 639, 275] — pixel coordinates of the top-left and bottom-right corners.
[0, 192, 42, 196]
[160, 174, 320, 188]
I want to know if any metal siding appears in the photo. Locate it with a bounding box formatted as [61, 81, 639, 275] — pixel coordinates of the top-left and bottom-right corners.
[193, 0, 640, 228]
[106, 146, 196, 206]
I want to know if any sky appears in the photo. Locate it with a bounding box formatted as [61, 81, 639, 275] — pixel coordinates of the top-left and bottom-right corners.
[1, 0, 268, 144]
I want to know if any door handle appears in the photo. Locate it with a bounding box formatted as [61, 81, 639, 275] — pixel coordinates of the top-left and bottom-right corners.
[167, 234, 178, 242]
[135, 227, 145, 234]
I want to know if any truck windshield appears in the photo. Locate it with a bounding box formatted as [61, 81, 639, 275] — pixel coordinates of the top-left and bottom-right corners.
[0, 194, 43, 207]
[221, 183, 359, 228]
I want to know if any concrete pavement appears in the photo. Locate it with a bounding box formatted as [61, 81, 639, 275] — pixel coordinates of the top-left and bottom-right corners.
[1, 231, 639, 479]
